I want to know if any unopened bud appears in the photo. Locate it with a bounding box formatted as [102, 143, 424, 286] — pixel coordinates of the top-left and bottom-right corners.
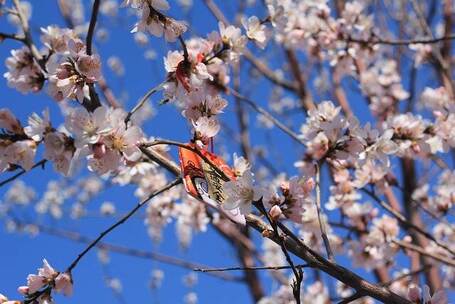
[17, 286, 29, 295]
[269, 205, 282, 221]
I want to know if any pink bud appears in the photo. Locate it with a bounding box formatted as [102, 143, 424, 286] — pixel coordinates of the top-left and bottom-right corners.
[17, 286, 29, 295]
[269, 205, 282, 221]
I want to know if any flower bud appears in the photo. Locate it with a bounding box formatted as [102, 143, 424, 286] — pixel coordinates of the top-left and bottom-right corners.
[17, 286, 29, 295]
[269, 205, 282, 221]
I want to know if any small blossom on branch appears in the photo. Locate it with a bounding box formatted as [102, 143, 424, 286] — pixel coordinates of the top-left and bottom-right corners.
[4, 47, 44, 94]
[223, 169, 265, 215]
[17, 259, 73, 302]
[407, 284, 446, 304]
[242, 16, 270, 49]
[125, 0, 187, 42]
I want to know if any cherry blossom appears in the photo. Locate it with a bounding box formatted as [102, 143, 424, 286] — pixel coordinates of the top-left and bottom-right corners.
[0, 293, 20, 304]
[407, 284, 447, 304]
[128, 0, 187, 42]
[218, 22, 247, 62]
[4, 47, 44, 94]
[0, 139, 36, 172]
[232, 153, 250, 177]
[223, 169, 264, 215]
[24, 109, 51, 141]
[47, 38, 101, 102]
[242, 16, 270, 49]
[300, 101, 347, 160]
[40, 26, 76, 54]
[18, 259, 72, 299]
[192, 116, 220, 141]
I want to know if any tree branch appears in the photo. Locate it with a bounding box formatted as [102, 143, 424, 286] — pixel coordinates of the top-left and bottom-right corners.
[314, 162, 334, 261]
[66, 178, 182, 273]
[10, 218, 242, 282]
[195, 264, 310, 272]
[0, 159, 47, 188]
[86, 0, 100, 56]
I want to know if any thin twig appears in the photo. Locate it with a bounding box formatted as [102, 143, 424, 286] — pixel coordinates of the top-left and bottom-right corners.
[229, 89, 305, 145]
[0, 32, 25, 42]
[11, 0, 44, 69]
[337, 266, 432, 303]
[195, 264, 310, 272]
[254, 200, 303, 304]
[392, 239, 455, 268]
[245, 214, 413, 304]
[9, 218, 240, 282]
[66, 178, 182, 273]
[363, 188, 455, 257]
[202, 0, 297, 92]
[284, 48, 315, 110]
[86, 0, 100, 56]
[348, 33, 455, 46]
[0, 159, 47, 188]
[314, 162, 334, 262]
[124, 79, 168, 124]
[83, 0, 102, 111]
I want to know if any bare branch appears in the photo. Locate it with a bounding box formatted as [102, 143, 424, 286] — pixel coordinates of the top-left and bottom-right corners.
[337, 266, 432, 303]
[229, 89, 305, 145]
[363, 188, 455, 257]
[253, 200, 303, 304]
[66, 178, 182, 273]
[314, 162, 334, 262]
[195, 264, 310, 272]
[393, 239, 455, 268]
[84, 0, 102, 111]
[0, 159, 47, 188]
[245, 214, 413, 304]
[11, 0, 44, 69]
[348, 34, 455, 46]
[10, 217, 242, 282]
[0, 32, 25, 42]
[86, 0, 100, 56]
[124, 79, 168, 124]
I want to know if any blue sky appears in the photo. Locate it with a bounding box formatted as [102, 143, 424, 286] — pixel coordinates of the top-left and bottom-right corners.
[0, 1, 453, 303]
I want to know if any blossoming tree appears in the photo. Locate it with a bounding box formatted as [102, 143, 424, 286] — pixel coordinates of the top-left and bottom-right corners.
[0, 0, 454, 303]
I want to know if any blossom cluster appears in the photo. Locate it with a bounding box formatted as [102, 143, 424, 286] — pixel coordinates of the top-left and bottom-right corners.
[161, 17, 269, 145]
[17, 259, 72, 303]
[266, 0, 375, 74]
[123, 0, 188, 42]
[4, 26, 102, 103]
[0, 105, 145, 176]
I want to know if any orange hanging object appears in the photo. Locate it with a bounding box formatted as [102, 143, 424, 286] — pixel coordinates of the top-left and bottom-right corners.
[178, 143, 245, 225]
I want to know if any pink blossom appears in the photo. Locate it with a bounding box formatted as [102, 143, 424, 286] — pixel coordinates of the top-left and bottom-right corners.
[223, 169, 264, 215]
[242, 16, 270, 49]
[4, 47, 44, 94]
[24, 109, 51, 141]
[54, 272, 73, 296]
